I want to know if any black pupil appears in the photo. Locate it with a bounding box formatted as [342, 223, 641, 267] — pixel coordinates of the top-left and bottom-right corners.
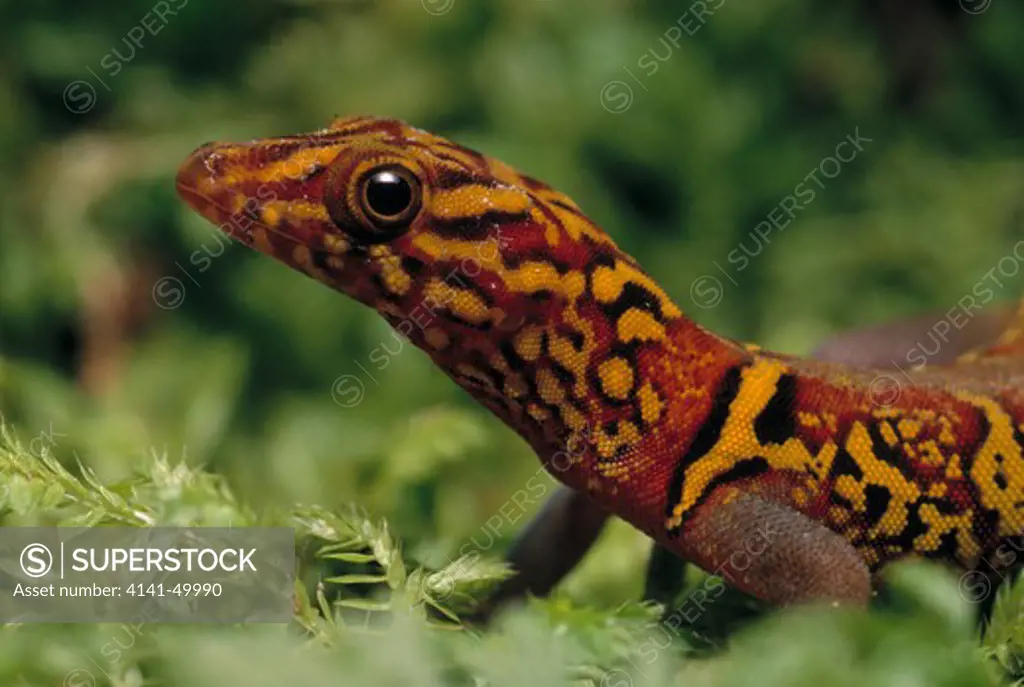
[365, 171, 412, 219]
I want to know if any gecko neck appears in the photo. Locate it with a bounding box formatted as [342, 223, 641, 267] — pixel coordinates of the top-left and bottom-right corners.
[391, 285, 750, 507]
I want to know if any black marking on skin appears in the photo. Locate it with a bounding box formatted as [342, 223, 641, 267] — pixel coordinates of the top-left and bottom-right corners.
[268, 121, 383, 149]
[312, 249, 333, 271]
[671, 457, 773, 538]
[257, 141, 320, 163]
[964, 408, 1000, 548]
[601, 281, 666, 324]
[336, 120, 401, 139]
[562, 328, 585, 352]
[528, 290, 556, 303]
[371, 119, 410, 141]
[549, 361, 577, 389]
[827, 446, 865, 484]
[866, 423, 919, 484]
[872, 499, 928, 566]
[585, 251, 618, 273]
[347, 243, 370, 259]
[548, 198, 586, 216]
[431, 260, 498, 308]
[434, 140, 488, 166]
[499, 340, 528, 373]
[432, 151, 479, 174]
[298, 164, 327, 183]
[829, 491, 855, 512]
[432, 167, 482, 190]
[465, 351, 507, 393]
[862, 484, 891, 530]
[930, 530, 961, 561]
[973, 506, 1002, 551]
[401, 256, 427, 277]
[532, 197, 574, 243]
[519, 174, 550, 191]
[753, 373, 797, 445]
[431, 211, 531, 242]
[430, 307, 493, 332]
[664, 364, 749, 533]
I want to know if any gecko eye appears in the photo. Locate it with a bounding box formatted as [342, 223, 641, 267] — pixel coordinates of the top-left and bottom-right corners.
[362, 167, 417, 221]
[358, 165, 421, 229]
[324, 159, 423, 244]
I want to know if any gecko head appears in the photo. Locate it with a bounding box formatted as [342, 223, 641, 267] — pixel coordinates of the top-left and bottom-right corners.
[175, 115, 643, 355]
[177, 115, 685, 455]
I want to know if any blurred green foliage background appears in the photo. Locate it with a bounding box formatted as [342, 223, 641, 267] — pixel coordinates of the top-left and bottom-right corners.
[0, 0, 1023, 684]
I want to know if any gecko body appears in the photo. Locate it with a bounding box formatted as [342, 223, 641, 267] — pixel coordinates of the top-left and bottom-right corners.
[177, 116, 1024, 605]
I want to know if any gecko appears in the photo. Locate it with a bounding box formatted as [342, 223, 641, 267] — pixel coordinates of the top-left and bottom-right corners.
[175, 115, 1024, 608]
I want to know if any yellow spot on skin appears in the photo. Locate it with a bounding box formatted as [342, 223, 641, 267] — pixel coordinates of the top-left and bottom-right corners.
[844, 422, 921, 537]
[249, 146, 343, 184]
[597, 357, 635, 401]
[252, 229, 274, 255]
[255, 199, 327, 225]
[915, 503, 979, 564]
[323, 233, 351, 255]
[513, 326, 544, 362]
[797, 412, 821, 428]
[617, 308, 666, 343]
[897, 419, 922, 440]
[959, 391, 1024, 537]
[423, 327, 449, 350]
[542, 217, 561, 247]
[535, 368, 565, 407]
[526, 404, 550, 422]
[879, 422, 899, 447]
[938, 419, 957, 447]
[423, 279, 494, 325]
[595, 421, 643, 463]
[562, 406, 588, 432]
[292, 243, 312, 270]
[917, 440, 946, 466]
[828, 506, 851, 526]
[946, 454, 963, 480]
[432, 185, 532, 219]
[262, 204, 281, 226]
[378, 255, 412, 295]
[502, 262, 571, 296]
[637, 382, 664, 426]
[326, 255, 344, 270]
